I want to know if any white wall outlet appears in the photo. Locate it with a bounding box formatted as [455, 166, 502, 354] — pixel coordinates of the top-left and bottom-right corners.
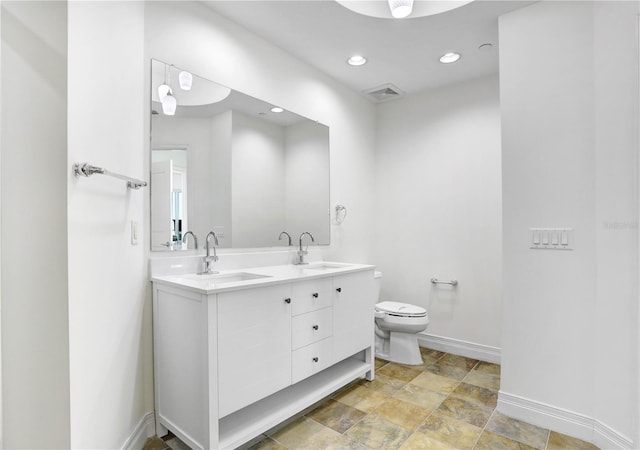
[529, 227, 573, 250]
[131, 220, 139, 245]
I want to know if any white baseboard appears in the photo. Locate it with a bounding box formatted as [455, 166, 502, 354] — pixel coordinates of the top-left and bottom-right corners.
[121, 412, 156, 450]
[498, 391, 633, 450]
[417, 332, 501, 364]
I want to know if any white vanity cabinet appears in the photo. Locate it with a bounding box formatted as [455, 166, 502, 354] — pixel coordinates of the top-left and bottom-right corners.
[152, 264, 375, 450]
[217, 284, 292, 418]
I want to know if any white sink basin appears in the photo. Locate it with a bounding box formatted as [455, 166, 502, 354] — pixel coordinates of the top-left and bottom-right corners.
[304, 262, 353, 271]
[182, 272, 271, 284]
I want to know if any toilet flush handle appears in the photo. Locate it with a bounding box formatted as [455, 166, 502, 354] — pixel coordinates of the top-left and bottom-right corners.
[336, 287, 342, 293]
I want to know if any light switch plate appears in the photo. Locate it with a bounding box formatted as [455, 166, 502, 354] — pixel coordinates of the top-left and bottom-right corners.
[131, 220, 139, 245]
[530, 227, 573, 250]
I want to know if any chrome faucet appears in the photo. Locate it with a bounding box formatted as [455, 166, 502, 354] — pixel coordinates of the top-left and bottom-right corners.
[295, 232, 315, 265]
[202, 231, 219, 274]
[182, 231, 198, 250]
[279, 231, 292, 246]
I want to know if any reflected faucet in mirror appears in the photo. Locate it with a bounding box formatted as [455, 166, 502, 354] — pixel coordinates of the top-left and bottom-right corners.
[203, 231, 220, 274]
[183, 231, 198, 250]
[279, 231, 292, 246]
[295, 232, 315, 265]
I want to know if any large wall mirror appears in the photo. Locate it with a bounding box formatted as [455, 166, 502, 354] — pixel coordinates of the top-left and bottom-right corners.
[150, 59, 330, 251]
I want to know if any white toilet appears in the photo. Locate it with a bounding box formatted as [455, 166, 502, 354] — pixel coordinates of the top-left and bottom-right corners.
[374, 272, 429, 365]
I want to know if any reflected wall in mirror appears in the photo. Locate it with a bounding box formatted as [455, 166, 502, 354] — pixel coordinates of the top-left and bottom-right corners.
[150, 59, 330, 251]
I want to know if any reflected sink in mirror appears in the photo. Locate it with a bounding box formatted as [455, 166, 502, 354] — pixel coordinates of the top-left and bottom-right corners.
[181, 272, 271, 284]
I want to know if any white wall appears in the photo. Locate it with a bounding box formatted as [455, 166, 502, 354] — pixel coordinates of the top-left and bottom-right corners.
[232, 111, 286, 247]
[285, 121, 331, 243]
[1, 2, 70, 447]
[145, 0, 377, 263]
[499, 2, 639, 448]
[67, 2, 149, 448]
[374, 75, 502, 359]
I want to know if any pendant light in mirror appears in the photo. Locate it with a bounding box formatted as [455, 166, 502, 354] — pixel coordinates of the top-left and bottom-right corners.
[162, 91, 177, 115]
[388, 0, 413, 18]
[179, 71, 193, 91]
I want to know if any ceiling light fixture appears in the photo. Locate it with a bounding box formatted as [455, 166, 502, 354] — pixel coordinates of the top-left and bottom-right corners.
[179, 71, 193, 90]
[388, 0, 413, 18]
[270, 106, 284, 113]
[347, 55, 367, 66]
[439, 52, 461, 64]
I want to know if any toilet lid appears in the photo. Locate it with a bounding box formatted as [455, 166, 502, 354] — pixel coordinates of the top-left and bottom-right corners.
[375, 301, 427, 318]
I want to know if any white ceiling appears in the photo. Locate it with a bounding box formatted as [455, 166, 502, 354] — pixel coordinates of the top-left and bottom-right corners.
[203, 0, 535, 101]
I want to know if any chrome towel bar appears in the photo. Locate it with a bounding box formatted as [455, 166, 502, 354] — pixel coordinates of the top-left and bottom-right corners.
[73, 162, 147, 189]
[431, 278, 458, 286]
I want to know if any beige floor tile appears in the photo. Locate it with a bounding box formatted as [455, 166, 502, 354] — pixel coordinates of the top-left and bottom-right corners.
[377, 362, 422, 382]
[392, 383, 447, 410]
[334, 384, 388, 413]
[270, 417, 343, 449]
[475, 361, 501, 376]
[361, 373, 407, 395]
[142, 437, 170, 450]
[451, 382, 498, 408]
[398, 431, 457, 450]
[424, 361, 472, 380]
[410, 371, 460, 395]
[474, 430, 537, 450]
[374, 358, 389, 371]
[547, 431, 599, 450]
[485, 412, 549, 450]
[306, 398, 366, 433]
[463, 369, 501, 391]
[373, 397, 431, 430]
[323, 433, 372, 450]
[435, 396, 493, 428]
[245, 437, 288, 450]
[437, 354, 479, 370]
[418, 411, 482, 449]
[420, 347, 446, 361]
[346, 414, 412, 449]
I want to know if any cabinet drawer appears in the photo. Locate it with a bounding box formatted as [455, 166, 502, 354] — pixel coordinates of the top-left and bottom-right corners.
[292, 337, 333, 384]
[292, 307, 333, 350]
[291, 278, 332, 316]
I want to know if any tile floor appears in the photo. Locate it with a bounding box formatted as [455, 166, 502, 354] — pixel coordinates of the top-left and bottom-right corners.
[144, 349, 599, 450]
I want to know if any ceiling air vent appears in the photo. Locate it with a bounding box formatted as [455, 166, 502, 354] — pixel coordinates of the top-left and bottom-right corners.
[363, 83, 405, 103]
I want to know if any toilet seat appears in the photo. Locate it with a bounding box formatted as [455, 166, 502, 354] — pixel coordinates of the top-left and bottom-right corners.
[375, 301, 427, 318]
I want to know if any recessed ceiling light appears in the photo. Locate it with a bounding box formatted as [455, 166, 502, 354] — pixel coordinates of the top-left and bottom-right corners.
[478, 43, 493, 52]
[439, 52, 461, 64]
[270, 107, 284, 113]
[347, 55, 367, 66]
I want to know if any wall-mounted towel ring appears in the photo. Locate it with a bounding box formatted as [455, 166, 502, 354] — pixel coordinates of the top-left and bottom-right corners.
[335, 204, 347, 224]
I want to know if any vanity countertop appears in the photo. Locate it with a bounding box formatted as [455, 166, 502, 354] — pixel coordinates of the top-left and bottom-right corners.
[151, 261, 375, 294]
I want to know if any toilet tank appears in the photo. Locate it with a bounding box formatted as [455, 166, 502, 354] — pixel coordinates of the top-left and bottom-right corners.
[374, 271, 382, 304]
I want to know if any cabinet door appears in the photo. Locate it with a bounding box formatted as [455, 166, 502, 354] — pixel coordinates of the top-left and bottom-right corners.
[291, 278, 332, 316]
[333, 271, 375, 362]
[217, 284, 292, 417]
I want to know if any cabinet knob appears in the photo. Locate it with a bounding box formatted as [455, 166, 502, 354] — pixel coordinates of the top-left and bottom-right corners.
[312, 292, 319, 298]
[312, 357, 319, 363]
[336, 287, 342, 293]
[284, 298, 291, 304]
[312, 325, 319, 330]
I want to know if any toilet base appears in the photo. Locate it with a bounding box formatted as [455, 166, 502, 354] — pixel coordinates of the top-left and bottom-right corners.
[375, 331, 423, 366]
